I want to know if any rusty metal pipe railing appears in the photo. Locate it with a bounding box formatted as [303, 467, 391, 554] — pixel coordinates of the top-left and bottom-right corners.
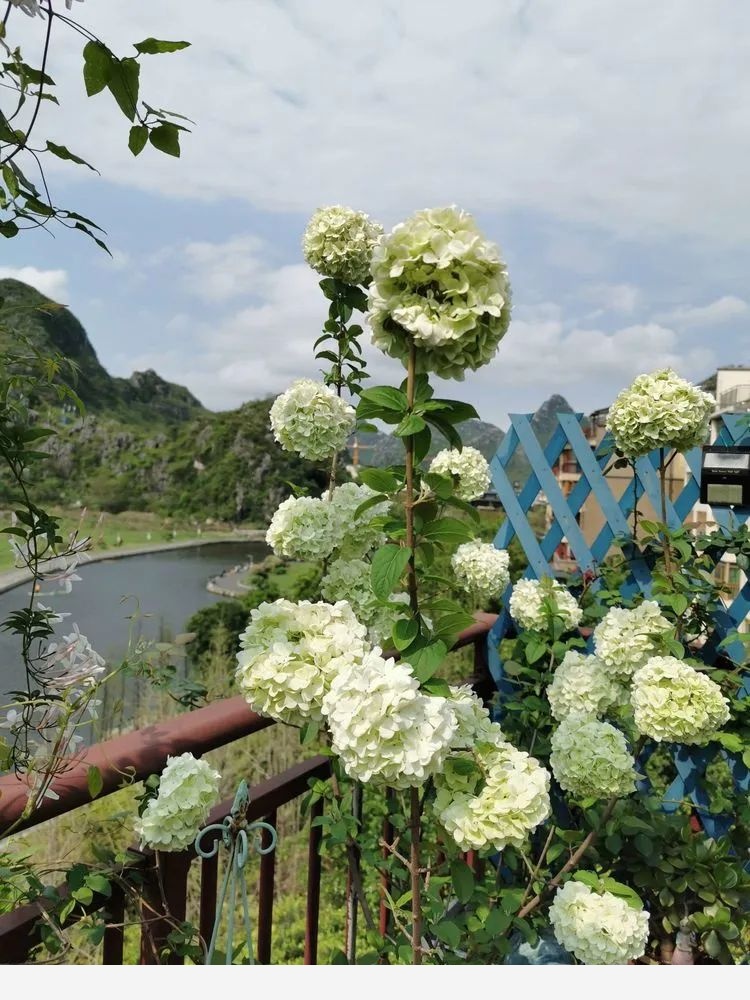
[0, 615, 497, 965]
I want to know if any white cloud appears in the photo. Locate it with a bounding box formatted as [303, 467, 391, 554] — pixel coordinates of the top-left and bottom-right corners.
[0, 266, 69, 300]
[657, 295, 748, 329]
[114, 234, 717, 423]
[182, 235, 269, 301]
[11, 0, 750, 244]
[580, 283, 641, 315]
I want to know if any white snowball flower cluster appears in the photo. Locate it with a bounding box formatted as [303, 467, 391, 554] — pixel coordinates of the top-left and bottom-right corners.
[327, 482, 389, 558]
[452, 541, 510, 604]
[547, 651, 625, 722]
[270, 379, 355, 461]
[434, 737, 550, 852]
[593, 601, 673, 678]
[606, 369, 715, 459]
[320, 557, 407, 644]
[509, 578, 582, 634]
[368, 206, 512, 380]
[266, 483, 388, 562]
[447, 684, 502, 748]
[266, 495, 337, 561]
[135, 753, 221, 852]
[236, 599, 369, 725]
[303, 205, 383, 285]
[631, 656, 730, 745]
[429, 446, 491, 501]
[550, 714, 636, 800]
[322, 650, 457, 788]
[549, 880, 650, 965]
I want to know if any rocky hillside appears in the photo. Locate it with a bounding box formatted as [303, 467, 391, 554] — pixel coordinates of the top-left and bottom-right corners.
[1, 278, 575, 519]
[0, 279, 327, 523]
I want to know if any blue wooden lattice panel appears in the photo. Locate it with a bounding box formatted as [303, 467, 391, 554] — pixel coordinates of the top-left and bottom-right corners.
[488, 412, 750, 837]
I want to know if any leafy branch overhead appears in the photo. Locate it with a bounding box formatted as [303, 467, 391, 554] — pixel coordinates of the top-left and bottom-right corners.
[0, 7, 192, 248]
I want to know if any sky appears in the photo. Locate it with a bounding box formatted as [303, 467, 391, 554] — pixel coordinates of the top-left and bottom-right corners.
[1, 0, 749, 428]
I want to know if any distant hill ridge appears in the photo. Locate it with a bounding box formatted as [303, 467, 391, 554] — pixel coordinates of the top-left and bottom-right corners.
[0, 278, 575, 519]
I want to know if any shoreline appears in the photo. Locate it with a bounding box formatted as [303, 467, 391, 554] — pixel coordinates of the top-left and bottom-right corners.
[0, 531, 268, 596]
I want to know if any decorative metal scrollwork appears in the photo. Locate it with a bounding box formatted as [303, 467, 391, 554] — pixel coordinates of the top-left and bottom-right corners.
[194, 779, 277, 965]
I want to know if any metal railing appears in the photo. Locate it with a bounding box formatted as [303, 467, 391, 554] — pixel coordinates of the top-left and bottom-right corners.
[0, 614, 496, 965]
[717, 384, 750, 413]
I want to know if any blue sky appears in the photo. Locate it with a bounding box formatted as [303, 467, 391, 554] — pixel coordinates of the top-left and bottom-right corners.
[1, 0, 748, 427]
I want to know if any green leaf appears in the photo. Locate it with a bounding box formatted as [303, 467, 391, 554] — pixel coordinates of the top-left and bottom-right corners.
[433, 610, 476, 642]
[412, 425, 432, 463]
[434, 920, 461, 950]
[0, 220, 18, 238]
[424, 472, 453, 499]
[429, 399, 480, 424]
[107, 57, 141, 120]
[392, 617, 419, 651]
[85, 874, 111, 898]
[703, 929, 722, 959]
[425, 412, 462, 449]
[485, 908, 513, 935]
[358, 468, 400, 493]
[149, 123, 181, 157]
[128, 124, 148, 156]
[407, 639, 448, 682]
[134, 38, 191, 54]
[525, 639, 547, 665]
[450, 860, 474, 904]
[2, 163, 19, 199]
[72, 887, 94, 906]
[358, 386, 408, 412]
[353, 493, 389, 520]
[394, 413, 427, 437]
[87, 765, 103, 799]
[420, 677, 451, 697]
[370, 545, 411, 601]
[83, 41, 113, 96]
[572, 870, 600, 889]
[46, 141, 96, 171]
[420, 517, 474, 546]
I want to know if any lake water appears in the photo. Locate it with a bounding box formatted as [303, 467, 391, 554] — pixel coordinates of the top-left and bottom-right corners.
[0, 540, 268, 704]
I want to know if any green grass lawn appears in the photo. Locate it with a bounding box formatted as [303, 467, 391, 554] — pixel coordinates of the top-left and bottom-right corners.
[0, 507, 237, 572]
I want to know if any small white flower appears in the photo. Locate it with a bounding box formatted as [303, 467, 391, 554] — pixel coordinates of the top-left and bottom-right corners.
[270, 379, 355, 461]
[452, 540, 510, 604]
[631, 656, 730, 745]
[322, 649, 457, 788]
[509, 578, 582, 634]
[549, 880, 649, 965]
[135, 753, 221, 852]
[43, 625, 106, 692]
[429, 446, 491, 502]
[593, 601, 673, 679]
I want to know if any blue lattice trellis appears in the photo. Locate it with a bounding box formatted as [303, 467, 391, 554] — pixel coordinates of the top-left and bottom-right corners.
[488, 411, 750, 838]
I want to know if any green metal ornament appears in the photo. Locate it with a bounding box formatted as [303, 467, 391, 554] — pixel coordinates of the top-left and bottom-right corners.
[194, 779, 277, 964]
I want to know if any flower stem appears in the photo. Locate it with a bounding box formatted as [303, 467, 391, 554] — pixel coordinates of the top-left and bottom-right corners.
[659, 448, 673, 576]
[409, 785, 422, 964]
[404, 342, 419, 615]
[403, 342, 422, 963]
